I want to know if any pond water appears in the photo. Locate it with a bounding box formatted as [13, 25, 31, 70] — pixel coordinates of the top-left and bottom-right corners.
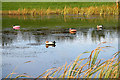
[1, 15, 118, 78]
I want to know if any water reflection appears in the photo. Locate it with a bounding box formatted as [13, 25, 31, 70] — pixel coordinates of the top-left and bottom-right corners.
[5, 15, 118, 28]
[2, 15, 118, 78]
[46, 44, 56, 48]
[2, 28, 117, 47]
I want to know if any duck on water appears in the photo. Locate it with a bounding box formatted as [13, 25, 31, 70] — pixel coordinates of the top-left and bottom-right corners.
[45, 41, 56, 48]
[45, 41, 56, 45]
[69, 28, 77, 32]
[97, 25, 103, 30]
[13, 25, 20, 30]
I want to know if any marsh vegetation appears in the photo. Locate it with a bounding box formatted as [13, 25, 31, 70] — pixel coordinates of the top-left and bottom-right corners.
[2, 2, 119, 15]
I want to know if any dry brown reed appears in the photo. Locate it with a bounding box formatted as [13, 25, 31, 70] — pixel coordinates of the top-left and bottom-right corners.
[2, 4, 119, 16]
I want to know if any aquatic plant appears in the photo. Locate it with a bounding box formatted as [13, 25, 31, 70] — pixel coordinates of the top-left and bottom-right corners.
[5, 42, 119, 79]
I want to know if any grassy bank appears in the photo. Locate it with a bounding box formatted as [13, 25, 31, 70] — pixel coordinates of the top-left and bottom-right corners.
[5, 42, 119, 78]
[2, 2, 115, 10]
[2, 2, 119, 15]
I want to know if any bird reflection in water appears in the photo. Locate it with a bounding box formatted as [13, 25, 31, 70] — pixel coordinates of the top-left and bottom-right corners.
[46, 44, 56, 48]
[69, 31, 76, 34]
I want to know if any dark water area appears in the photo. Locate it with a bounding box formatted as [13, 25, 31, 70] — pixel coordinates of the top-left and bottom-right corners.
[1, 15, 118, 78]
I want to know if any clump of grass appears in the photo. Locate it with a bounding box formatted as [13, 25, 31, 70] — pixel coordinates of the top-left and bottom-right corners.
[2, 4, 119, 16]
[5, 42, 119, 79]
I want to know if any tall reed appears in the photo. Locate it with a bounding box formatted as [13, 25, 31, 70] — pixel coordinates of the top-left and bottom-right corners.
[2, 4, 119, 16]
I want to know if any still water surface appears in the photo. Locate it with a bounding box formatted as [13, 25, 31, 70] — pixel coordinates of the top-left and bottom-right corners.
[2, 15, 118, 78]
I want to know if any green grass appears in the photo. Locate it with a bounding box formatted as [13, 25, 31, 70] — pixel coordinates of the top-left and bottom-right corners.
[2, 2, 116, 10]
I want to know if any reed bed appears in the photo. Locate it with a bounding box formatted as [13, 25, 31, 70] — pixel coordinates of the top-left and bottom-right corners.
[2, 4, 119, 16]
[4, 42, 119, 79]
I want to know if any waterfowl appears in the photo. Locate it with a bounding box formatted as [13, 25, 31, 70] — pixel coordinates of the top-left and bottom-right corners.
[69, 28, 77, 33]
[13, 25, 20, 30]
[46, 44, 56, 48]
[97, 25, 103, 28]
[97, 25, 103, 30]
[45, 41, 56, 45]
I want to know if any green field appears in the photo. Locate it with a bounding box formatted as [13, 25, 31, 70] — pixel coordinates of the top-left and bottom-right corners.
[2, 2, 116, 10]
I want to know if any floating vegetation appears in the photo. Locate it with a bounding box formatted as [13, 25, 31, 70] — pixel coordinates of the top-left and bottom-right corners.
[5, 42, 119, 78]
[2, 4, 119, 16]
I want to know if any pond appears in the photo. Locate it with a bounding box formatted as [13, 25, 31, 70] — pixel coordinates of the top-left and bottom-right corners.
[1, 15, 118, 78]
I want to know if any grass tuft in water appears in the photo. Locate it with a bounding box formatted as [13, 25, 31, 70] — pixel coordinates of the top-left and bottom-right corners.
[5, 42, 119, 78]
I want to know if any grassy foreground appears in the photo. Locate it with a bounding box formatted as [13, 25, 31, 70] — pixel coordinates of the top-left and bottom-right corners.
[5, 42, 119, 79]
[2, 2, 119, 15]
